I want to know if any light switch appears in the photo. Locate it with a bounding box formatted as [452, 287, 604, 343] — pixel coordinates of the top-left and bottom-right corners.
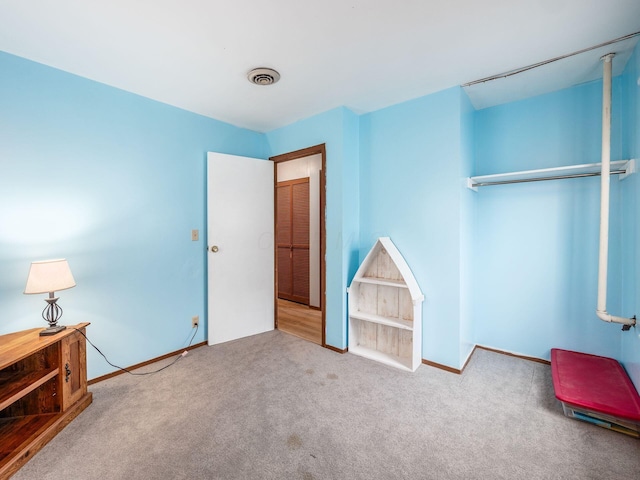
[191, 229, 199, 241]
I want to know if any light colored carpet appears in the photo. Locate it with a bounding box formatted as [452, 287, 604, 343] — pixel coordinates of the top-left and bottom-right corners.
[12, 330, 640, 479]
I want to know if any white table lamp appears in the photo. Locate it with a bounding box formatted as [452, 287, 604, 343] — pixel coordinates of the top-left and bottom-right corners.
[24, 259, 76, 336]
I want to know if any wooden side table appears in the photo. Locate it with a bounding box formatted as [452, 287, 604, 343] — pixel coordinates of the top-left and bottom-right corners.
[0, 323, 92, 478]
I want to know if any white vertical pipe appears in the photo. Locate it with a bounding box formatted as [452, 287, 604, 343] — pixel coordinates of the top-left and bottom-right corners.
[595, 53, 635, 327]
[596, 54, 612, 316]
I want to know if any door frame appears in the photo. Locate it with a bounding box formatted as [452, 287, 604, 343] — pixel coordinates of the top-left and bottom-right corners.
[270, 144, 326, 347]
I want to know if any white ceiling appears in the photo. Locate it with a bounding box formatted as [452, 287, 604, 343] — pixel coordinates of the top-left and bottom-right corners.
[1, 1, 639, 132]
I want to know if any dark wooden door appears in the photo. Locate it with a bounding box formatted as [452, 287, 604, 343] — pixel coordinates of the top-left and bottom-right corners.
[276, 178, 310, 304]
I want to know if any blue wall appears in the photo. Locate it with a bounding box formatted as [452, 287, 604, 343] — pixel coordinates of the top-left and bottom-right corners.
[0, 52, 268, 379]
[473, 77, 630, 361]
[359, 87, 471, 369]
[265, 107, 360, 349]
[621, 43, 640, 390]
[2, 45, 638, 383]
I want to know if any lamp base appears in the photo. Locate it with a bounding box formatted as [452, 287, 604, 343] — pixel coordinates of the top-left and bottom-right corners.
[39, 325, 66, 336]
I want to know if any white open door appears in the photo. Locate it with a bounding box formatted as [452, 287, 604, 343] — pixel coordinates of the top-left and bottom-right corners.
[207, 152, 274, 345]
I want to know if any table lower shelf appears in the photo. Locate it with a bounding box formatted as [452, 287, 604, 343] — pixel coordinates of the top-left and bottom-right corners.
[0, 392, 92, 478]
[0, 413, 59, 463]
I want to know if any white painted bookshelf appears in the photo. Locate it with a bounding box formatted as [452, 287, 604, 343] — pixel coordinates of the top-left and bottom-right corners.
[348, 237, 424, 372]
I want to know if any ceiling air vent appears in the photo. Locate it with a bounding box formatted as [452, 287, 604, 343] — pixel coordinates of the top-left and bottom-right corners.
[247, 68, 280, 86]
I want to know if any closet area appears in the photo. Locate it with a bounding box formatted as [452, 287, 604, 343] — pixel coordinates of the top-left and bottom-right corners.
[467, 39, 638, 359]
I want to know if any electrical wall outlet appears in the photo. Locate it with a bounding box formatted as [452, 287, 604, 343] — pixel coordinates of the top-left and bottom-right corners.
[191, 229, 199, 241]
[192, 315, 199, 328]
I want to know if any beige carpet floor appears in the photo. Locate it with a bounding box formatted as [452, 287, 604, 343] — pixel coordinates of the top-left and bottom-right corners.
[12, 330, 640, 480]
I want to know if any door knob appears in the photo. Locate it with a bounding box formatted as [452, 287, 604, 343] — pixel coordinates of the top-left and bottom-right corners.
[210, 246, 219, 253]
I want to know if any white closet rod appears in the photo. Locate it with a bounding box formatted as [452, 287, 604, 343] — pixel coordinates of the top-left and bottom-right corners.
[470, 168, 627, 188]
[467, 160, 635, 190]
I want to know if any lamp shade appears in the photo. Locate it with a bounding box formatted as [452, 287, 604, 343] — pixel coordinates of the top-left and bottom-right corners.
[24, 259, 76, 294]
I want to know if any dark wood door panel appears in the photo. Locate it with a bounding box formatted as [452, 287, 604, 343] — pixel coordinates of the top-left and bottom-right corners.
[276, 178, 310, 304]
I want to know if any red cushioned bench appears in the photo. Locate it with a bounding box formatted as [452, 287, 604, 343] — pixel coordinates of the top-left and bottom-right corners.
[551, 348, 640, 438]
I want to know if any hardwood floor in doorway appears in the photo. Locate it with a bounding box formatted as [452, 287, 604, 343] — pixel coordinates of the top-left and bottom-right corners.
[277, 299, 322, 345]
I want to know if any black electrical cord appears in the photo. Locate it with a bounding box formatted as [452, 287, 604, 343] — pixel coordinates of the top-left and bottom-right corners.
[73, 323, 199, 376]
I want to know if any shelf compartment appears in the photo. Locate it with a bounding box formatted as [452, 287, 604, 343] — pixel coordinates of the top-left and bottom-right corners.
[0, 392, 92, 478]
[350, 317, 413, 370]
[0, 414, 59, 464]
[351, 282, 415, 323]
[350, 312, 413, 330]
[349, 345, 413, 372]
[0, 368, 59, 412]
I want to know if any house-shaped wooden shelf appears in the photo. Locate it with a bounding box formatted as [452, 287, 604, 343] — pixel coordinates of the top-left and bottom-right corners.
[348, 237, 424, 372]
